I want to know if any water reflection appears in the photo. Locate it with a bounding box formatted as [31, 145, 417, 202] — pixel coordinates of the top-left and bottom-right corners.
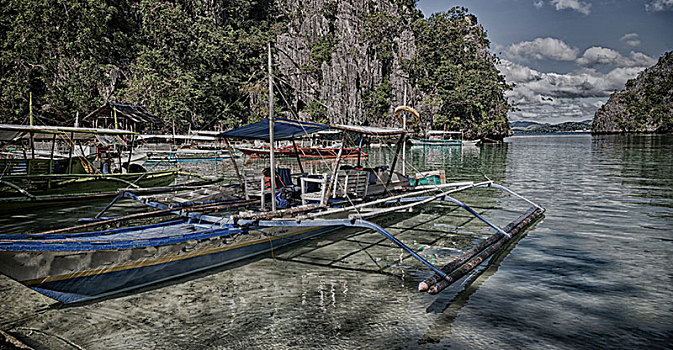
[2, 135, 672, 349]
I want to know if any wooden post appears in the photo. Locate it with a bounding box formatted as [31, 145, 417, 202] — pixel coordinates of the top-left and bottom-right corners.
[29, 91, 33, 126]
[29, 132, 35, 159]
[224, 137, 244, 189]
[386, 134, 405, 186]
[126, 135, 135, 173]
[292, 139, 305, 173]
[49, 133, 56, 174]
[356, 134, 363, 168]
[268, 42, 277, 211]
[322, 132, 346, 205]
[67, 132, 74, 174]
[113, 106, 118, 129]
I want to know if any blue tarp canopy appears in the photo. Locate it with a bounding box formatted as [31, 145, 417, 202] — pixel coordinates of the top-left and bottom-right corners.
[219, 118, 329, 141]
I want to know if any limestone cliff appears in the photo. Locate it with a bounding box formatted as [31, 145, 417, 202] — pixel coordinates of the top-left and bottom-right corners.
[593, 51, 673, 134]
[273, 1, 511, 138]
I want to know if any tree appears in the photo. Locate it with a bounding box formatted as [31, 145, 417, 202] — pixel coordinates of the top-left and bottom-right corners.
[406, 7, 512, 138]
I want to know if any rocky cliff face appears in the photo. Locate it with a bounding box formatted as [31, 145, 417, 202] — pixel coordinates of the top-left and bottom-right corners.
[273, 0, 509, 138]
[593, 51, 673, 134]
[275, 0, 416, 125]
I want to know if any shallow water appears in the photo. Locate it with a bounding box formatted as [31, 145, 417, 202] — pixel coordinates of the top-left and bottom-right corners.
[1, 134, 672, 349]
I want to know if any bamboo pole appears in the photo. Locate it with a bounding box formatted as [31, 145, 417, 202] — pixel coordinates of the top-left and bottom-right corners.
[426, 207, 544, 294]
[29, 132, 35, 159]
[126, 135, 136, 172]
[306, 181, 479, 219]
[29, 91, 33, 126]
[67, 132, 74, 174]
[402, 86, 407, 176]
[291, 139, 305, 173]
[48, 134, 56, 179]
[356, 134, 363, 168]
[386, 134, 405, 186]
[268, 42, 277, 211]
[38, 199, 257, 235]
[224, 137, 244, 189]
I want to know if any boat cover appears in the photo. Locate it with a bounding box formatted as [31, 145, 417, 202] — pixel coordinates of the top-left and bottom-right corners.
[220, 118, 328, 141]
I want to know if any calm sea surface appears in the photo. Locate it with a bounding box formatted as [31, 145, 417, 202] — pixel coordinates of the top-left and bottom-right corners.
[1, 134, 672, 349]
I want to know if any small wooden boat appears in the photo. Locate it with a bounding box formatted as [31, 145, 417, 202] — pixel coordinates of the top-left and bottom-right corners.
[0, 124, 180, 211]
[143, 149, 237, 164]
[410, 131, 463, 146]
[237, 144, 365, 159]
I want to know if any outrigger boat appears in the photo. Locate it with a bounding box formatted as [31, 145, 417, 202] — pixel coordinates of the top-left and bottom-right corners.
[0, 51, 543, 304]
[0, 117, 544, 303]
[0, 124, 179, 211]
[409, 130, 464, 146]
[237, 143, 364, 159]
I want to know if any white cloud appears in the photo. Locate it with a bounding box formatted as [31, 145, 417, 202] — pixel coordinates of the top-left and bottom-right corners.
[620, 33, 640, 48]
[551, 0, 592, 15]
[646, 0, 673, 12]
[505, 37, 579, 62]
[576, 47, 656, 67]
[534, 1, 544, 9]
[497, 59, 649, 122]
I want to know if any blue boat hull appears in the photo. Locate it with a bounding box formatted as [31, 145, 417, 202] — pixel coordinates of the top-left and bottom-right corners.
[0, 225, 338, 303]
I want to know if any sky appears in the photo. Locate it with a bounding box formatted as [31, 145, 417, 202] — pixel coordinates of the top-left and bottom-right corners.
[416, 0, 673, 123]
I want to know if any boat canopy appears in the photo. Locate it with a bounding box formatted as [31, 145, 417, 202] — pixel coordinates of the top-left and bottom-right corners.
[0, 124, 137, 141]
[330, 124, 407, 136]
[219, 118, 329, 141]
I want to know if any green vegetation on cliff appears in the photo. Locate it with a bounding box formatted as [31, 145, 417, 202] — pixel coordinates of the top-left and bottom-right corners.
[0, 0, 511, 136]
[0, 0, 274, 128]
[406, 8, 512, 139]
[593, 51, 673, 133]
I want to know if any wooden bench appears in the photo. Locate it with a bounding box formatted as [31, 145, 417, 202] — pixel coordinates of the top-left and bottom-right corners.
[332, 169, 369, 199]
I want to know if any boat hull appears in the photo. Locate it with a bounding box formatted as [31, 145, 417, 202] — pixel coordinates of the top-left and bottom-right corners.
[237, 146, 365, 159]
[0, 222, 337, 303]
[409, 139, 463, 146]
[0, 169, 178, 200]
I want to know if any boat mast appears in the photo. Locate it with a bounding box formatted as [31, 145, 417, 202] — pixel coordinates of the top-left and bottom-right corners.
[268, 42, 277, 211]
[402, 86, 407, 176]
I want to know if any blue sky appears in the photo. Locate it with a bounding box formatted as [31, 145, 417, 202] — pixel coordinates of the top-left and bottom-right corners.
[416, 0, 673, 123]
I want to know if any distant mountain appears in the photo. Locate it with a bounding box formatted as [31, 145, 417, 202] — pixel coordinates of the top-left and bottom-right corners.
[510, 120, 592, 134]
[510, 121, 542, 128]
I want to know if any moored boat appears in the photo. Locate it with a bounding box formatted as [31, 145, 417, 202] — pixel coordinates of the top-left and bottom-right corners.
[409, 130, 463, 146]
[0, 48, 544, 304]
[237, 144, 364, 159]
[0, 124, 179, 211]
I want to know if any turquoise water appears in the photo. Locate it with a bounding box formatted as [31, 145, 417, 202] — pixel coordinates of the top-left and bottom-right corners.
[1, 134, 672, 349]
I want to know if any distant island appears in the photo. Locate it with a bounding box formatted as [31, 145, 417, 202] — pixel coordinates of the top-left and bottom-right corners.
[510, 120, 592, 134]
